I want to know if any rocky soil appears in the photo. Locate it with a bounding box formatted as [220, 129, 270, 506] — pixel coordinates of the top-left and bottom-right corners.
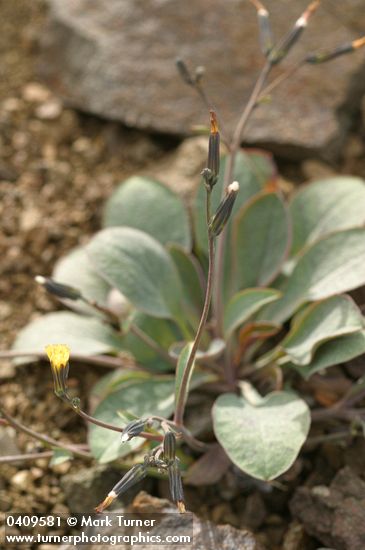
[1, 1, 365, 549]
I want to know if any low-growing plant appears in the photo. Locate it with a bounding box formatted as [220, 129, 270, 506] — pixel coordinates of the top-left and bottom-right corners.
[3, 0, 365, 513]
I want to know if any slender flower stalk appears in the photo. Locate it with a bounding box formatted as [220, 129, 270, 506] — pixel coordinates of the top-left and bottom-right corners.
[0, 405, 91, 459]
[173, 187, 214, 426]
[174, 112, 223, 426]
[0, 451, 55, 464]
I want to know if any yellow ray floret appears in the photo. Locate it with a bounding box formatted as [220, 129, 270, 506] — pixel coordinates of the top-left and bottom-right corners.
[45, 344, 70, 369]
[45, 344, 70, 397]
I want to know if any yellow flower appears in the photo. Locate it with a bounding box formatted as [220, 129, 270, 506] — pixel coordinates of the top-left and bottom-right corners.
[45, 344, 70, 397]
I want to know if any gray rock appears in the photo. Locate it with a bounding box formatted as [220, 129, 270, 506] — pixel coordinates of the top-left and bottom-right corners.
[41, 0, 365, 157]
[61, 465, 152, 513]
[59, 491, 262, 550]
[290, 466, 365, 550]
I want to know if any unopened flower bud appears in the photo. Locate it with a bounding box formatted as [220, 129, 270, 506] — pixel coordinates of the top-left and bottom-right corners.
[175, 58, 195, 86]
[205, 110, 220, 188]
[194, 65, 205, 83]
[95, 463, 147, 513]
[168, 459, 185, 513]
[163, 431, 176, 464]
[121, 418, 147, 442]
[249, 1, 273, 56]
[209, 181, 239, 237]
[269, 1, 320, 65]
[257, 7, 273, 56]
[45, 344, 70, 398]
[306, 36, 365, 64]
[35, 276, 81, 301]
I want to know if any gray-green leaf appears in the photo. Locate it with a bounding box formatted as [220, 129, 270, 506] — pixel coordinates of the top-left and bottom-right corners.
[280, 295, 364, 365]
[53, 246, 110, 316]
[212, 391, 310, 481]
[288, 331, 365, 379]
[290, 176, 365, 256]
[86, 227, 182, 319]
[50, 449, 74, 466]
[224, 288, 281, 337]
[103, 176, 191, 250]
[261, 228, 365, 323]
[232, 192, 290, 289]
[89, 377, 175, 463]
[12, 311, 123, 357]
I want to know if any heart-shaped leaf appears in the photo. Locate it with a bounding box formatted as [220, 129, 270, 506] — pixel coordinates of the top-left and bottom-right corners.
[288, 331, 365, 379]
[232, 192, 290, 289]
[290, 176, 365, 256]
[212, 391, 310, 481]
[194, 150, 275, 253]
[89, 377, 175, 463]
[103, 176, 191, 250]
[261, 228, 365, 323]
[279, 295, 364, 365]
[53, 246, 110, 316]
[224, 288, 281, 337]
[12, 311, 123, 358]
[86, 227, 182, 319]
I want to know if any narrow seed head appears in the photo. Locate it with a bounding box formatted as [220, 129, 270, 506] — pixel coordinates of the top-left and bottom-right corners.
[95, 492, 117, 514]
[249, 0, 273, 56]
[194, 65, 205, 83]
[35, 275, 82, 301]
[163, 431, 176, 464]
[112, 463, 147, 497]
[299, 0, 320, 26]
[257, 9, 273, 56]
[353, 36, 365, 50]
[95, 464, 147, 512]
[203, 110, 220, 188]
[177, 501, 186, 513]
[45, 344, 70, 397]
[121, 418, 147, 442]
[248, 0, 266, 11]
[175, 58, 195, 86]
[306, 43, 353, 64]
[168, 459, 185, 512]
[269, 1, 320, 65]
[209, 181, 240, 237]
[209, 110, 219, 135]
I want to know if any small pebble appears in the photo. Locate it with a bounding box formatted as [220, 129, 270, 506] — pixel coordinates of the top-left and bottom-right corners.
[36, 99, 63, 120]
[10, 470, 33, 490]
[22, 82, 50, 103]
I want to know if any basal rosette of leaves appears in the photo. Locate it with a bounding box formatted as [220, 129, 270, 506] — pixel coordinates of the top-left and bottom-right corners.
[13, 153, 365, 481]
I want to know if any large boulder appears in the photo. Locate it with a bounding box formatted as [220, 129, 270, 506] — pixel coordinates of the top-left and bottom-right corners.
[40, 0, 365, 157]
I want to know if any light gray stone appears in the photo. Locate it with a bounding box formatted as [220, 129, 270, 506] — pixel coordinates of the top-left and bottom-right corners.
[40, 0, 365, 157]
[59, 491, 262, 550]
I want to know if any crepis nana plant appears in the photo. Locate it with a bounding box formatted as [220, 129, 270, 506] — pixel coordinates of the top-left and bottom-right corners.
[9, 0, 365, 513]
